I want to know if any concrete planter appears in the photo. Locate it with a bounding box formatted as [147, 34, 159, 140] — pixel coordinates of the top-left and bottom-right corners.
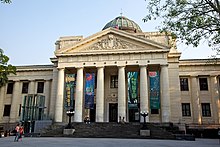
[63, 129, 75, 135]
[140, 130, 150, 137]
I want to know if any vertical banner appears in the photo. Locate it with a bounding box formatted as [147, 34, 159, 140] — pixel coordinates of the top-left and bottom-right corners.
[127, 72, 138, 108]
[65, 74, 76, 110]
[85, 73, 95, 109]
[149, 71, 160, 109]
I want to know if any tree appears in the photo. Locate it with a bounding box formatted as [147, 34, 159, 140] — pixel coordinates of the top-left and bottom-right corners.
[0, 0, 11, 3]
[143, 0, 220, 52]
[0, 48, 16, 88]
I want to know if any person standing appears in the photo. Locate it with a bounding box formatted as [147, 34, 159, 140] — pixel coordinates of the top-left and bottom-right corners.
[14, 124, 20, 142]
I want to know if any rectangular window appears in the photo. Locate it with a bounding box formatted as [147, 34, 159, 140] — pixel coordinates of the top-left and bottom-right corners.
[6, 82, 14, 94]
[22, 82, 29, 93]
[201, 103, 211, 117]
[180, 78, 189, 91]
[182, 103, 191, 116]
[199, 78, 208, 91]
[37, 82, 44, 93]
[110, 75, 118, 88]
[3, 105, 11, 116]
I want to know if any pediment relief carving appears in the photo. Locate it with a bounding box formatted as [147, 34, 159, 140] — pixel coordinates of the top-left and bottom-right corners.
[84, 34, 143, 51]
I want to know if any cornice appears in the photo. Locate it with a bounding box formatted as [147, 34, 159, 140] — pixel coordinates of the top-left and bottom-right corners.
[16, 64, 53, 72]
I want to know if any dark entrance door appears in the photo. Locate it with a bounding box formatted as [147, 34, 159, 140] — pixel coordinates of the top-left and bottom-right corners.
[129, 108, 139, 122]
[109, 103, 118, 122]
[90, 104, 96, 122]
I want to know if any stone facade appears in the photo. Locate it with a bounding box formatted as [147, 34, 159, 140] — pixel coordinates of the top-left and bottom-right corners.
[0, 18, 220, 133]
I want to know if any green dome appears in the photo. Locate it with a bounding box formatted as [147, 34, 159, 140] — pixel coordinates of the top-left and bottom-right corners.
[102, 16, 142, 33]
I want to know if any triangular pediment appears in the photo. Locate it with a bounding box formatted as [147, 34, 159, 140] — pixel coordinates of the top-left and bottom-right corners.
[55, 28, 169, 56]
[84, 34, 144, 51]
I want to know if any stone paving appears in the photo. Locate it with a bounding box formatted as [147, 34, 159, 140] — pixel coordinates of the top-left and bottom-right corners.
[0, 136, 219, 147]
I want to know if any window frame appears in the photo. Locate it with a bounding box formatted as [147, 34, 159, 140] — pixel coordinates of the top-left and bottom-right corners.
[22, 82, 29, 94]
[3, 105, 11, 116]
[37, 81, 44, 93]
[110, 75, 118, 88]
[199, 78, 208, 91]
[182, 103, 191, 117]
[180, 78, 189, 91]
[201, 103, 211, 117]
[6, 82, 14, 94]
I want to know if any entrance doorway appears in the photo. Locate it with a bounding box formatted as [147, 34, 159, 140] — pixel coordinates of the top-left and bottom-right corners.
[89, 104, 96, 122]
[109, 103, 118, 122]
[129, 108, 139, 122]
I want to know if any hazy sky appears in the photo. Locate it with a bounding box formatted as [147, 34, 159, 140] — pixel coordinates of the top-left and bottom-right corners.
[0, 0, 215, 66]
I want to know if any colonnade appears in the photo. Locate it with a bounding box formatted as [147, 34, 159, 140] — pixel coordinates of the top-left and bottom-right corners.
[54, 64, 170, 123]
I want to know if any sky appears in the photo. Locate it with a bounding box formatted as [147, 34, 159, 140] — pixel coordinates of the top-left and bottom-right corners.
[0, 0, 216, 66]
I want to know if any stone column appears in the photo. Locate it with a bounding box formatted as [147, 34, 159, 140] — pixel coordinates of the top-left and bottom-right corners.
[49, 66, 58, 119]
[191, 76, 201, 124]
[210, 76, 219, 123]
[96, 66, 104, 122]
[9, 81, 20, 123]
[140, 65, 149, 122]
[0, 86, 5, 122]
[54, 68, 65, 122]
[118, 66, 126, 122]
[160, 64, 170, 122]
[74, 67, 84, 122]
[44, 80, 51, 117]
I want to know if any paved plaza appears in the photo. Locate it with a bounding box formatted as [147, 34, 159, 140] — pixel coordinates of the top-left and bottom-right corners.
[0, 136, 219, 147]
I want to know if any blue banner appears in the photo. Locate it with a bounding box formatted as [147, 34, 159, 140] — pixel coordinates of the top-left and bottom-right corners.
[65, 74, 76, 110]
[127, 72, 138, 108]
[149, 71, 160, 109]
[85, 73, 95, 109]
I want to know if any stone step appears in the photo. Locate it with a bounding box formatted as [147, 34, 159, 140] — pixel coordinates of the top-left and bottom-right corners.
[40, 122, 176, 139]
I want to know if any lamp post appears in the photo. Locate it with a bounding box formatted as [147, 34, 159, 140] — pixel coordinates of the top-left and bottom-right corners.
[140, 111, 148, 130]
[66, 109, 75, 129]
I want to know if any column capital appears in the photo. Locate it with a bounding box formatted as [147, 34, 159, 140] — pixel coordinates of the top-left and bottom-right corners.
[96, 66, 105, 69]
[117, 65, 126, 68]
[190, 75, 198, 78]
[210, 74, 218, 77]
[75, 66, 84, 69]
[57, 67, 65, 70]
[139, 65, 148, 68]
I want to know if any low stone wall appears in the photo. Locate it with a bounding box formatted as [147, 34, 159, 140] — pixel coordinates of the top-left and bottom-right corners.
[34, 120, 52, 133]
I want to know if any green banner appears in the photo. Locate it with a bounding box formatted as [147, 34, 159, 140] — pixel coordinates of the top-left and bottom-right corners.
[127, 72, 138, 109]
[149, 71, 160, 109]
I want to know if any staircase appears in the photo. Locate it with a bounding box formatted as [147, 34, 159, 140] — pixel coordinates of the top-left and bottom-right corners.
[40, 122, 176, 139]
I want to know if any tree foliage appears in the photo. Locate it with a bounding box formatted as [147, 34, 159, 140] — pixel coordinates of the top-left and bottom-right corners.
[0, 0, 11, 3]
[0, 49, 16, 88]
[144, 0, 220, 52]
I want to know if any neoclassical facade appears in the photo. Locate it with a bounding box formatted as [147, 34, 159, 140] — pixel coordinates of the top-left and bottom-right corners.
[0, 16, 220, 133]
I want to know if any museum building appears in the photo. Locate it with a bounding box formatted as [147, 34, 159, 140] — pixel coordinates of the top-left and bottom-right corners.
[0, 16, 220, 135]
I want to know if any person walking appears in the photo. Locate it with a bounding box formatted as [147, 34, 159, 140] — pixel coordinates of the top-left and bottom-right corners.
[14, 124, 20, 142]
[18, 126, 24, 141]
